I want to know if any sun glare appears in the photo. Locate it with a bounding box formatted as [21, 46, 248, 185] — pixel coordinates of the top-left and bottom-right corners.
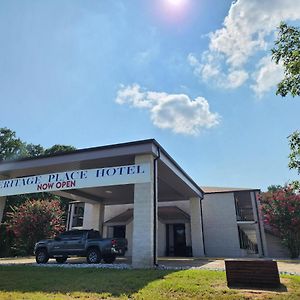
[152, 0, 192, 26]
[165, 0, 187, 7]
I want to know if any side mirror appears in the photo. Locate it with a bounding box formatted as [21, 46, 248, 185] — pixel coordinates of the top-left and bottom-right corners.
[54, 236, 61, 241]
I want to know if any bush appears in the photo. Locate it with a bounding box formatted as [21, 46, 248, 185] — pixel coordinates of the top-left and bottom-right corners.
[260, 186, 300, 258]
[7, 199, 65, 255]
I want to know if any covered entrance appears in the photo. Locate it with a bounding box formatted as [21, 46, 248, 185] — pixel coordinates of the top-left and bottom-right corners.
[0, 139, 204, 268]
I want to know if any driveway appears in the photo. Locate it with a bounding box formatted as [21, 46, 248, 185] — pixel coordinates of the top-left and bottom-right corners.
[1, 256, 300, 275]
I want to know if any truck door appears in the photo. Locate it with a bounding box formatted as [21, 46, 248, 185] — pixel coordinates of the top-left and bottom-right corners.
[49, 231, 73, 255]
[65, 231, 86, 255]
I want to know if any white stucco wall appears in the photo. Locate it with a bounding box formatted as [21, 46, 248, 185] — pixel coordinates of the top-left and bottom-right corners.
[82, 203, 103, 230]
[104, 204, 133, 222]
[265, 232, 290, 258]
[202, 193, 241, 257]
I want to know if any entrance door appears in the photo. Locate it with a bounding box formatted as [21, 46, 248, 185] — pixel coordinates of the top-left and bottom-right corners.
[173, 224, 187, 256]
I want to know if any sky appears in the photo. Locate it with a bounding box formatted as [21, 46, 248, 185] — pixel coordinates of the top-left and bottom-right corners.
[0, 0, 300, 191]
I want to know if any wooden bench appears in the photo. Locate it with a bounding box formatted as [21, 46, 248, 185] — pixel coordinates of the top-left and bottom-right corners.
[225, 259, 280, 288]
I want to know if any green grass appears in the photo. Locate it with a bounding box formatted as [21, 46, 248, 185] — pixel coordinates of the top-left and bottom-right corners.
[0, 265, 299, 299]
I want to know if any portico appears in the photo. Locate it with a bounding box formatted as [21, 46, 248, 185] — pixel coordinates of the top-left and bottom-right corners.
[0, 139, 204, 268]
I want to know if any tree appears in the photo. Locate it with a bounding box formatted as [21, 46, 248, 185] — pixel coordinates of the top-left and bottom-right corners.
[289, 131, 300, 175]
[272, 23, 300, 184]
[272, 22, 300, 97]
[45, 144, 76, 155]
[0, 127, 76, 161]
[0, 127, 77, 256]
[25, 143, 45, 157]
[0, 128, 26, 161]
[7, 199, 65, 255]
[260, 186, 300, 258]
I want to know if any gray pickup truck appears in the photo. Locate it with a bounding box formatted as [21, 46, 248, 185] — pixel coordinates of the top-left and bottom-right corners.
[34, 229, 127, 264]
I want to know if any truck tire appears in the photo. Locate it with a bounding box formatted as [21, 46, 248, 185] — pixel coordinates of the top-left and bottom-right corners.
[102, 255, 116, 264]
[56, 257, 68, 264]
[86, 248, 101, 264]
[35, 249, 49, 264]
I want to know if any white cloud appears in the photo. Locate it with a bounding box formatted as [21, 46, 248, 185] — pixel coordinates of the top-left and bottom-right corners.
[116, 84, 220, 135]
[225, 69, 249, 89]
[251, 56, 284, 97]
[188, 53, 248, 89]
[189, 0, 300, 95]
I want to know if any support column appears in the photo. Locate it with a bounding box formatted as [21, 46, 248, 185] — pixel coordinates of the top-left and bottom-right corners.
[251, 191, 268, 257]
[190, 197, 205, 257]
[132, 154, 156, 268]
[66, 203, 74, 230]
[0, 196, 6, 224]
[83, 202, 105, 233]
[98, 203, 105, 235]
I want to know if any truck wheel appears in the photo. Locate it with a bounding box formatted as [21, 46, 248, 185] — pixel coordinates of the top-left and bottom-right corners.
[35, 249, 49, 264]
[102, 255, 116, 264]
[56, 257, 67, 264]
[87, 248, 101, 264]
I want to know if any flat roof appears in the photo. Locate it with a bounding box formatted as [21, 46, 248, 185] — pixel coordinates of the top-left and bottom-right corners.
[201, 186, 260, 194]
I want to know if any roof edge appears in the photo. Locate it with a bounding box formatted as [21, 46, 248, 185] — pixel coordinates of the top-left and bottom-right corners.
[0, 138, 156, 165]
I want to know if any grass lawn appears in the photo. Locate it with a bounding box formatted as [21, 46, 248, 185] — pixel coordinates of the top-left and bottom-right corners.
[0, 266, 300, 299]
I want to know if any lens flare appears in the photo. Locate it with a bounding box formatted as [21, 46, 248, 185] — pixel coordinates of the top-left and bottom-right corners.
[151, 0, 193, 27]
[166, 0, 187, 6]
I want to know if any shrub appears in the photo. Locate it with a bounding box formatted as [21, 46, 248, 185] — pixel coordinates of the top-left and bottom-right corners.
[7, 199, 65, 255]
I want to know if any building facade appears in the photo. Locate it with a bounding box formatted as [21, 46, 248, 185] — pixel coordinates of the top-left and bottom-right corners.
[0, 139, 268, 267]
[67, 187, 267, 258]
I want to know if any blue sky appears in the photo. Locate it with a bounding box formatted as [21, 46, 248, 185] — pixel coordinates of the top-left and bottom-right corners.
[1, 0, 300, 191]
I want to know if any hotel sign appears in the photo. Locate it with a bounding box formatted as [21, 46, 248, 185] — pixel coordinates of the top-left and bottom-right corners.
[0, 163, 151, 197]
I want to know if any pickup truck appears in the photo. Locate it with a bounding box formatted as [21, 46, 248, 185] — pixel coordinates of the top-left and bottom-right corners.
[34, 229, 127, 264]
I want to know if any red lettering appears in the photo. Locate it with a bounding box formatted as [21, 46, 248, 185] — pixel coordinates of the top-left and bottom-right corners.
[37, 182, 54, 191]
[55, 180, 76, 190]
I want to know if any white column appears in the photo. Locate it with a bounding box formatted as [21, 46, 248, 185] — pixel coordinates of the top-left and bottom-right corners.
[66, 203, 74, 230]
[190, 197, 205, 257]
[132, 154, 156, 268]
[251, 191, 268, 257]
[98, 203, 105, 235]
[0, 175, 7, 224]
[83, 202, 105, 233]
[0, 196, 6, 224]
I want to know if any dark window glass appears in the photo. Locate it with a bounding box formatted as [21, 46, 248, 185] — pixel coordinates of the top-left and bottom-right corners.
[88, 231, 100, 239]
[113, 226, 126, 238]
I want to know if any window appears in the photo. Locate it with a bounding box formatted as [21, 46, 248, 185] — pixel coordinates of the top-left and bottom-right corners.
[88, 231, 101, 239]
[72, 203, 84, 227]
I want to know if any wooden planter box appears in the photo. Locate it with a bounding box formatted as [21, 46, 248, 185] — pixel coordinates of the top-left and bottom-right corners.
[225, 259, 280, 288]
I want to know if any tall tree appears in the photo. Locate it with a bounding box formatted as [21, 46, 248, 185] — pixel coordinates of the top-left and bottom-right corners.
[272, 23, 300, 181]
[0, 128, 26, 161]
[272, 22, 300, 97]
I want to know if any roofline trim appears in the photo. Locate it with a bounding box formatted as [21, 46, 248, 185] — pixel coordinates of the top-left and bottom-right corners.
[204, 189, 260, 195]
[0, 138, 157, 165]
